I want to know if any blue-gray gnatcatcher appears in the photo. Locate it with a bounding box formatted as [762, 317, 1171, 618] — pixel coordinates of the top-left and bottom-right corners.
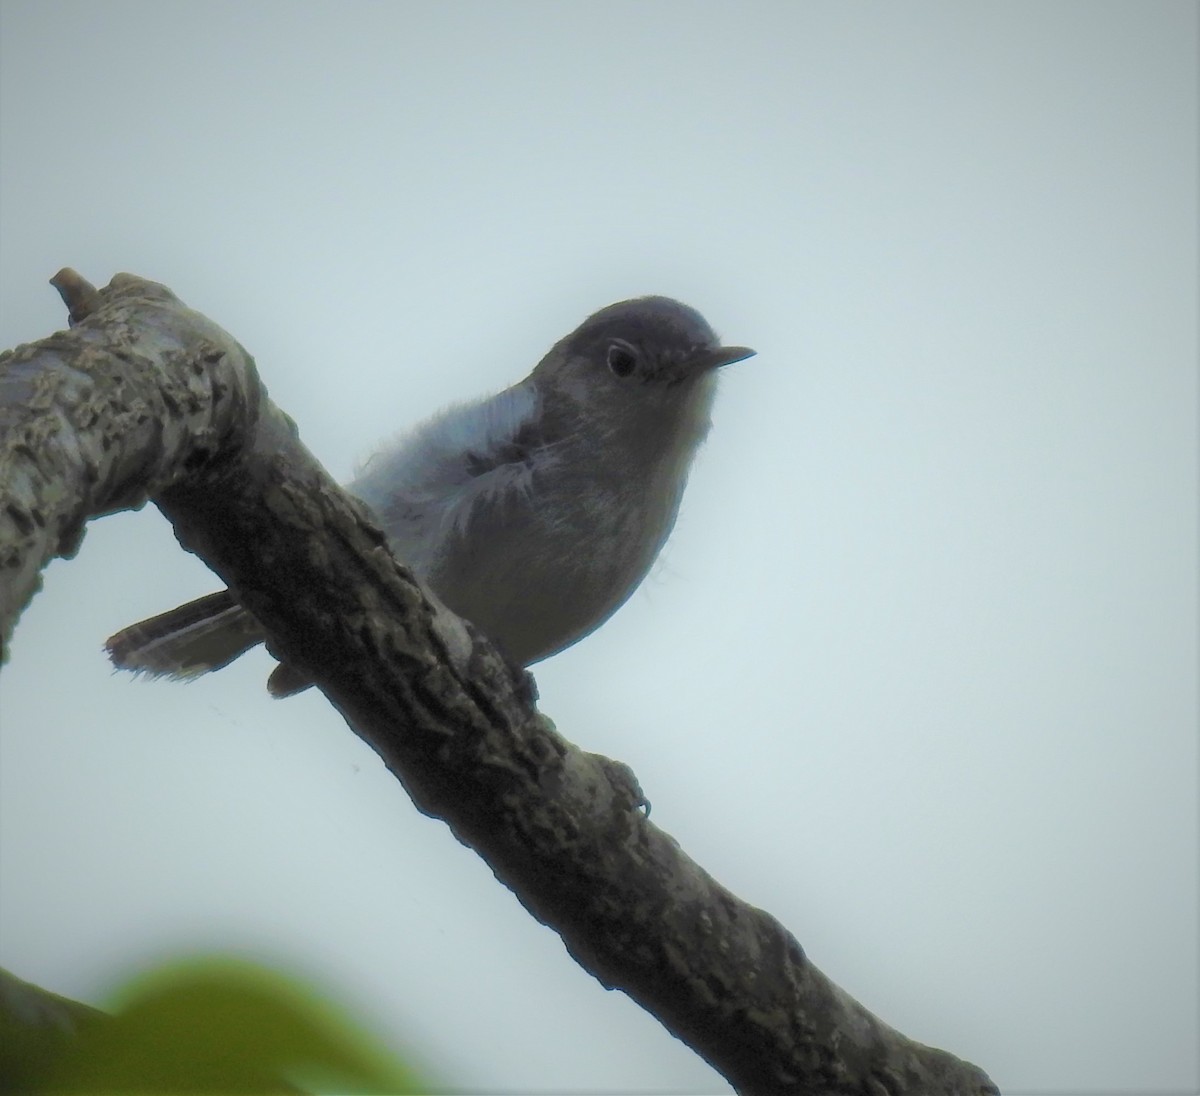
[105, 296, 754, 694]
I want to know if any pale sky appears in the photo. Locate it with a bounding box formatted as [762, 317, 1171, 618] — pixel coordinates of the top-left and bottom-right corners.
[1, 2, 1196, 1093]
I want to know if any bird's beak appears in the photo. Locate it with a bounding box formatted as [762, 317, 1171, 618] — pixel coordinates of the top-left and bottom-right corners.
[690, 344, 756, 371]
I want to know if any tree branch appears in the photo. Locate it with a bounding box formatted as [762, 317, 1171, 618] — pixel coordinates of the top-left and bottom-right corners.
[0, 272, 999, 1095]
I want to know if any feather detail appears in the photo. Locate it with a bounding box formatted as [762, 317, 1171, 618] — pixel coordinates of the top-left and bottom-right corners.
[105, 591, 264, 678]
[348, 381, 545, 575]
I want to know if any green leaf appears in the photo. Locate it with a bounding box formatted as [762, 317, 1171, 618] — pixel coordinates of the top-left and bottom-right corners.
[19, 957, 430, 1094]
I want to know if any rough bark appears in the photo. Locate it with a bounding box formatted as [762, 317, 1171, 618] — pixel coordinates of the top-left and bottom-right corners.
[0, 271, 999, 1095]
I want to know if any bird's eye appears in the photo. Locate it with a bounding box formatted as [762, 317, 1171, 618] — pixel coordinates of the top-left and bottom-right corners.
[607, 343, 637, 378]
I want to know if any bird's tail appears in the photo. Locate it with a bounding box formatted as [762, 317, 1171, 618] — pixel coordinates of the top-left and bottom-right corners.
[105, 590, 265, 679]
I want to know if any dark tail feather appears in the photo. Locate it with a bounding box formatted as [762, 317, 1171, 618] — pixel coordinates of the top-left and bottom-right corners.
[105, 590, 266, 679]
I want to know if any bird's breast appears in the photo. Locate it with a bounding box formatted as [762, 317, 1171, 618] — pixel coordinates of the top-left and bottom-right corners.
[425, 459, 688, 666]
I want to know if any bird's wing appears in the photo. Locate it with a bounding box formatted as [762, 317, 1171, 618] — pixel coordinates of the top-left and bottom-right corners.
[347, 382, 546, 566]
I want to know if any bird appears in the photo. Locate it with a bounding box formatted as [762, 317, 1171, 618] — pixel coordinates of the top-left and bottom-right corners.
[105, 296, 754, 695]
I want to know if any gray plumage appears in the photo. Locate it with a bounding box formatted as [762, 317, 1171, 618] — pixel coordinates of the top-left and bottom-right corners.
[105, 296, 753, 694]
